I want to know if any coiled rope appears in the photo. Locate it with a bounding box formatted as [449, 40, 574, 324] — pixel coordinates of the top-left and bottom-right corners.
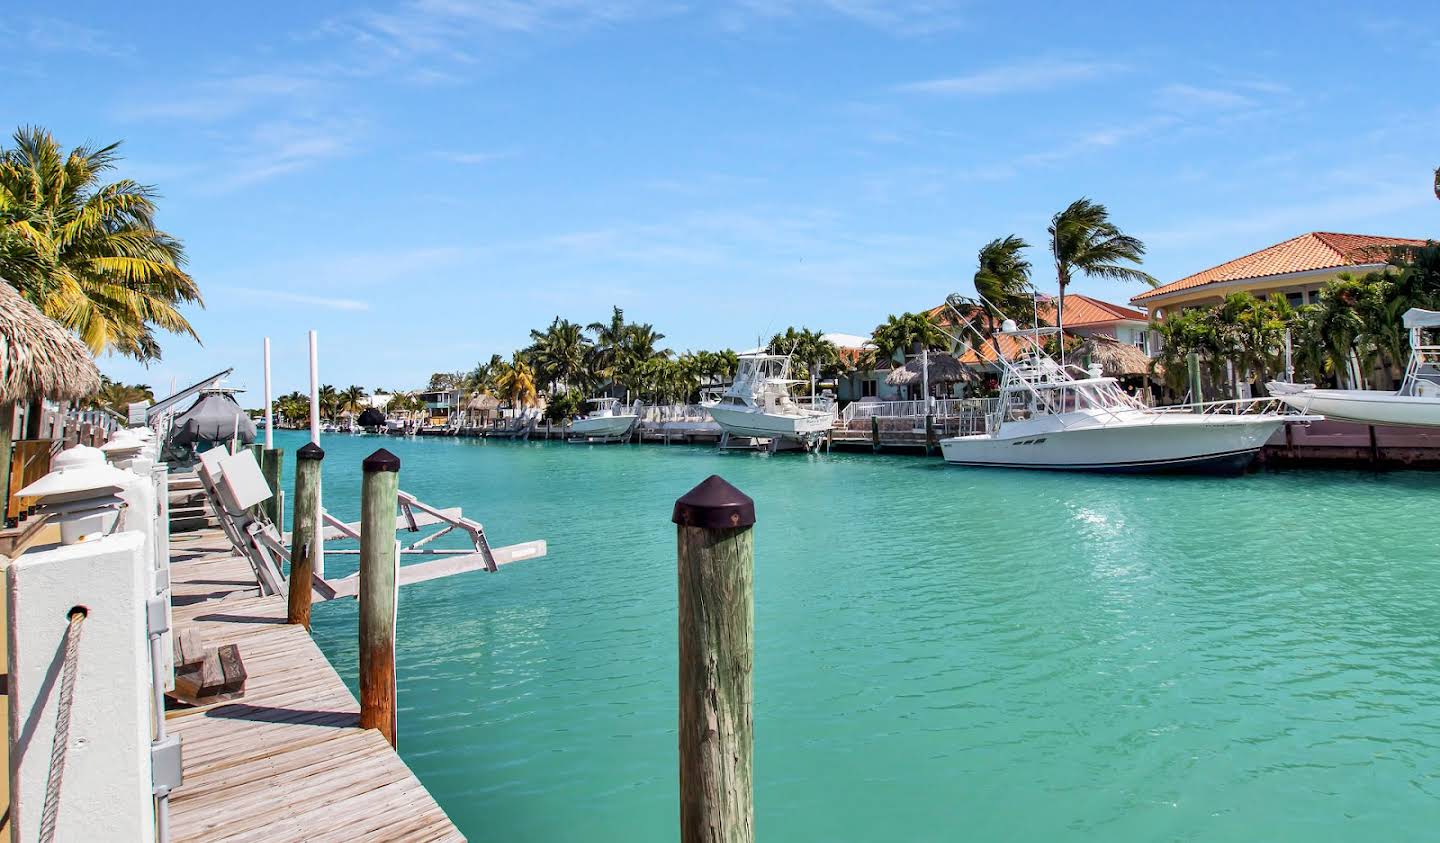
[38, 609, 86, 843]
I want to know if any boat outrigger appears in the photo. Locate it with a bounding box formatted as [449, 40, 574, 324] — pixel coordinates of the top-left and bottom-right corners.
[703, 353, 835, 450]
[1268, 308, 1440, 428]
[937, 295, 1320, 473]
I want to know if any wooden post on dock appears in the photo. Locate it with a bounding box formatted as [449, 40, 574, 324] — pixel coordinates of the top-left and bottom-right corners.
[359, 448, 401, 747]
[1187, 352, 1203, 412]
[673, 475, 755, 843]
[262, 447, 285, 527]
[924, 413, 936, 456]
[287, 442, 325, 628]
[870, 414, 880, 453]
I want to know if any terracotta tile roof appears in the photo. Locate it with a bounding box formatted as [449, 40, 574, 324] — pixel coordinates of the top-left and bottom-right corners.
[928, 293, 1143, 329]
[1132, 232, 1427, 304]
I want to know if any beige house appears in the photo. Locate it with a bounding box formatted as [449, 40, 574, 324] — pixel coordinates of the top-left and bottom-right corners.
[1131, 231, 1427, 319]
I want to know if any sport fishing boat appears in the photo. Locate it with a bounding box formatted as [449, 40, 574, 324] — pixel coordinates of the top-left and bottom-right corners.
[1267, 308, 1440, 428]
[703, 353, 836, 447]
[938, 302, 1317, 473]
[570, 397, 638, 438]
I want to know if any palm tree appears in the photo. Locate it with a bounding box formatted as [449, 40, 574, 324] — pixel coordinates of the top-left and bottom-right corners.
[494, 354, 538, 408]
[869, 312, 947, 366]
[768, 327, 840, 396]
[0, 126, 202, 360]
[971, 235, 1035, 355]
[587, 306, 628, 389]
[1048, 198, 1155, 356]
[317, 384, 338, 421]
[339, 385, 366, 416]
[87, 376, 154, 413]
[527, 317, 592, 394]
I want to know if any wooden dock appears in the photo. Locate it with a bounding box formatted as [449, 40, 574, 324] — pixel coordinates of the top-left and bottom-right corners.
[164, 527, 464, 842]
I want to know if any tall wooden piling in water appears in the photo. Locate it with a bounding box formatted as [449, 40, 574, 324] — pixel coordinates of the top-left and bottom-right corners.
[287, 442, 324, 628]
[673, 475, 755, 843]
[262, 447, 284, 527]
[359, 448, 401, 747]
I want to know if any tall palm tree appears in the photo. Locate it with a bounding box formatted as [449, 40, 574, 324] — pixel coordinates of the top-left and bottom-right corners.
[971, 235, 1034, 355]
[768, 327, 840, 395]
[339, 385, 366, 415]
[494, 354, 538, 408]
[587, 306, 628, 388]
[0, 126, 202, 359]
[87, 376, 154, 413]
[1048, 198, 1155, 356]
[527, 317, 592, 394]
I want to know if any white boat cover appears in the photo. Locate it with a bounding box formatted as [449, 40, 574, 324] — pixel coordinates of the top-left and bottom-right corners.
[1402, 308, 1440, 329]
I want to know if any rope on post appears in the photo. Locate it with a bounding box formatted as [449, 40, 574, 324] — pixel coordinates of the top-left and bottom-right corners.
[38, 608, 87, 843]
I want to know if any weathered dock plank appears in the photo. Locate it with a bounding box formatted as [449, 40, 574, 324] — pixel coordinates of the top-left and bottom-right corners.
[166, 533, 464, 842]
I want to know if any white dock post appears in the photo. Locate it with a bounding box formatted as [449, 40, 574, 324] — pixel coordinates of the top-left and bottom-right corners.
[263, 337, 274, 451]
[8, 531, 155, 843]
[308, 330, 325, 579]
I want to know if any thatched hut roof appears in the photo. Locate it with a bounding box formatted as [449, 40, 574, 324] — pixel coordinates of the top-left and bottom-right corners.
[0, 280, 100, 404]
[1074, 334, 1159, 378]
[885, 352, 970, 386]
[467, 393, 500, 411]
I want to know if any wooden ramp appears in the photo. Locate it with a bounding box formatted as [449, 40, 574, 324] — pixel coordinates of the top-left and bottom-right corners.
[165, 528, 464, 842]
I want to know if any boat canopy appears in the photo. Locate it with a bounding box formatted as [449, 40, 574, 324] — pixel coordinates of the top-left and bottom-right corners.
[170, 391, 256, 446]
[1403, 308, 1440, 329]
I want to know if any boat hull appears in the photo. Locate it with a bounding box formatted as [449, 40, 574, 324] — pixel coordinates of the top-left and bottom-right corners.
[705, 404, 833, 441]
[1274, 389, 1440, 428]
[940, 414, 1287, 474]
[570, 414, 637, 437]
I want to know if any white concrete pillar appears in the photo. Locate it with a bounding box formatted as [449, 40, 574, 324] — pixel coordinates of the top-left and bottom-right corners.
[8, 531, 155, 842]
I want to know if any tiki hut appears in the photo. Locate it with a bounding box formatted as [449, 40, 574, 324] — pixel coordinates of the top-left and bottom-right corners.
[0, 281, 100, 408]
[1073, 334, 1159, 379]
[884, 352, 971, 391]
[467, 393, 500, 422]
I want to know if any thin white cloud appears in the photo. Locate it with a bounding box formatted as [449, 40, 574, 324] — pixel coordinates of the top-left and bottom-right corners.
[898, 58, 1127, 96]
[225, 287, 371, 311]
[1157, 84, 1256, 112]
[208, 118, 364, 191]
[124, 73, 327, 122]
[24, 17, 133, 59]
[438, 150, 515, 165]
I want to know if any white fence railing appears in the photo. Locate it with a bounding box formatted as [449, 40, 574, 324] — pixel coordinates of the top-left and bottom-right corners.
[841, 398, 997, 423]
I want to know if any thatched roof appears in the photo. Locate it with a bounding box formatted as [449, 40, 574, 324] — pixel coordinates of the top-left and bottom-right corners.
[885, 352, 970, 386]
[1074, 334, 1158, 378]
[0, 280, 100, 404]
[467, 393, 500, 411]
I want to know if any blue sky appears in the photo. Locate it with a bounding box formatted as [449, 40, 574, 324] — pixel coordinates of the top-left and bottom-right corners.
[5, 1, 1438, 400]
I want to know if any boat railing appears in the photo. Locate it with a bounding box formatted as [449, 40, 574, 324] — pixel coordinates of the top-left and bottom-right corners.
[841, 398, 996, 423]
[637, 403, 713, 423]
[1151, 396, 1308, 417]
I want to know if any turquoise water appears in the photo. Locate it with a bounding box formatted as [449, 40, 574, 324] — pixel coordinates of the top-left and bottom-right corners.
[272, 429, 1440, 841]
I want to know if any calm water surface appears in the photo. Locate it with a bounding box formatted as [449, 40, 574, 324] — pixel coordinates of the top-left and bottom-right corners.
[273, 429, 1440, 841]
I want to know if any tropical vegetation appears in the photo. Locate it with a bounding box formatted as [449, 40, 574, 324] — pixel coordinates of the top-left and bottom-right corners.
[0, 126, 201, 360]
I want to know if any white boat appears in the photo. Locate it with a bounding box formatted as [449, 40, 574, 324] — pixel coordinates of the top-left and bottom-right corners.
[937, 306, 1316, 473]
[1268, 308, 1440, 428]
[570, 397, 638, 438]
[703, 354, 836, 446]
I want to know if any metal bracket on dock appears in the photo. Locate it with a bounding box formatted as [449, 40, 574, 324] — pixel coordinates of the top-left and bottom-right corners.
[147, 595, 171, 637]
[151, 734, 183, 796]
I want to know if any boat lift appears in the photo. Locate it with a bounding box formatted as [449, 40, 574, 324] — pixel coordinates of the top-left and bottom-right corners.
[194, 447, 546, 602]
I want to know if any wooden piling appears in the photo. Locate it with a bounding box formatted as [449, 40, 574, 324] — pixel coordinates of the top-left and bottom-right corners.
[870, 415, 880, 453]
[673, 475, 755, 843]
[924, 413, 936, 456]
[359, 448, 401, 748]
[261, 447, 285, 527]
[286, 442, 324, 628]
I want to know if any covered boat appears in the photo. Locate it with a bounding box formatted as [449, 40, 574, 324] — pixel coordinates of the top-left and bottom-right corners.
[170, 390, 256, 447]
[1269, 308, 1440, 427]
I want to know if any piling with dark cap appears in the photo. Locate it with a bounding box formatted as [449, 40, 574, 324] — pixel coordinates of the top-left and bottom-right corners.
[674, 475, 755, 843]
[359, 447, 401, 747]
[286, 442, 324, 628]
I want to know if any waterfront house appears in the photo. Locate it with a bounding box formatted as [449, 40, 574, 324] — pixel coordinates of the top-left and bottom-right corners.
[418, 388, 463, 426]
[1130, 231, 1427, 319]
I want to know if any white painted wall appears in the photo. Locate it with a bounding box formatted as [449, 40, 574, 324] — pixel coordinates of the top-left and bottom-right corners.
[8, 531, 155, 842]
